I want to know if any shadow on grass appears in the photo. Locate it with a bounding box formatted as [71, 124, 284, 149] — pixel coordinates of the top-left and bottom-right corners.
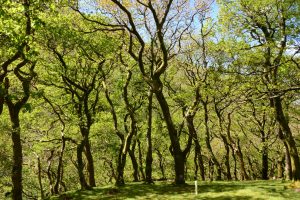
[61, 183, 219, 199]
[98, 182, 195, 200]
[53, 180, 295, 200]
[198, 182, 245, 193]
[54, 182, 195, 200]
[200, 196, 253, 200]
[196, 181, 289, 200]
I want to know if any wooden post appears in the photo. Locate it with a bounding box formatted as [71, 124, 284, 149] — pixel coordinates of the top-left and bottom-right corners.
[195, 180, 198, 195]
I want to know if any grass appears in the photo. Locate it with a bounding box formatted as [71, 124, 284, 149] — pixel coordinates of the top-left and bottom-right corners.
[50, 180, 300, 200]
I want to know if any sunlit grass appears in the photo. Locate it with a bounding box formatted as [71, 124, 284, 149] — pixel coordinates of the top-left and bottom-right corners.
[50, 180, 300, 200]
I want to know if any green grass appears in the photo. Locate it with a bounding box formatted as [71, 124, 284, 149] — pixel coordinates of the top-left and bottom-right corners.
[50, 180, 300, 200]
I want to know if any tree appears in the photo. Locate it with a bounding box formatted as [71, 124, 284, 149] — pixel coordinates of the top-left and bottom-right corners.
[87, 0, 208, 185]
[0, 0, 44, 198]
[218, 0, 300, 180]
[38, 8, 117, 189]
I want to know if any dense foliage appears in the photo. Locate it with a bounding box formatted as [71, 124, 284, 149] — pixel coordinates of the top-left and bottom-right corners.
[0, 0, 300, 199]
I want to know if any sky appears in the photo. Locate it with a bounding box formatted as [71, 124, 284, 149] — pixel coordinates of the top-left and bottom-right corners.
[211, 1, 219, 20]
[78, 0, 220, 19]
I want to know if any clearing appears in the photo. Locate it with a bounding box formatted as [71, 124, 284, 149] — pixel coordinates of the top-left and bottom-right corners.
[50, 180, 300, 200]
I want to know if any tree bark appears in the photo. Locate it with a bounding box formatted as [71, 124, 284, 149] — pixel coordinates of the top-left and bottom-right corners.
[284, 142, 292, 180]
[202, 100, 222, 180]
[85, 140, 96, 187]
[260, 128, 269, 180]
[114, 69, 138, 186]
[77, 125, 95, 189]
[155, 89, 185, 184]
[128, 140, 139, 182]
[114, 134, 133, 186]
[277, 154, 284, 179]
[231, 148, 238, 180]
[221, 135, 232, 180]
[274, 97, 300, 180]
[236, 139, 249, 180]
[36, 156, 44, 199]
[47, 151, 54, 195]
[247, 156, 256, 180]
[215, 106, 232, 181]
[155, 148, 166, 180]
[115, 145, 127, 186]
[208, 159, 214, 181]
[261, 142, 269, 180]
[137, 139, 145, 181]
[77, 138, 90, 190]
[10, 113, 23, 200]
[6, 81, 31, 199]
[186, 115, 205, 181]
[145, 90, 154, 184]
[54, 135, 66, 194]
[4, 61, 35, 200]
[194, 139, 205, 181]
[194, 146, 199, 180]
[226, 113, 249, 180]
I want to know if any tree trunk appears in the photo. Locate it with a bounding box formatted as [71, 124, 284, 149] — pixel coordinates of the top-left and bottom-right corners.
[226, 114, 248, 180]
[247, 156, 256, 180]
[194, 140, 205, 180]
[137, 140, 145, 181]
[85, 140, 96, 187]
[115, 129, 135, 186]
[194, 147, 199, 180]
[155, 89, 185, 184]
[236, 139, 249, 180]
[115, 125, 136, 186]
[11, 125, 23, 200]
[114, 68, 137, 186]
[128, 140, 139, 182]
[77, 139, 90, 190]
[173, 150, 185, 184]
[186, 114, 205, 181]
[260, 127, 269, 180]
[220, 135, 232, 180]
[54, 135, 66, 194]
[47, 151, 54, 195]
[37, 156, 44, 199]
[231, 148, 238, 180]
[277, 154, 284, 179]
[202, 100, 222, 180]
[224, 145, 232, 180]
[216, 108, 232, 181]
[284, 142, 292, 180]
[155, 149, 166, 180]
[145, 90, 154, 184]
[9, 108, 23, 200]
[78, 125, 95, 189]
[209, 159, 214, 181]
[269, 160, 276, 179]
[274, 97, 300, 180]
[116, 145, 127, 186]
[261, 143, 269, 180]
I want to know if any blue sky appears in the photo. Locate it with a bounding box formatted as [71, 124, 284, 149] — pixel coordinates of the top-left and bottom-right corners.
[79, 0, 219, 19]
[211, 1, 219, 20]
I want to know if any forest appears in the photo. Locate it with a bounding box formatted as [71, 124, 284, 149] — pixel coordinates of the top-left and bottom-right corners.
[1, 0, 300, 199]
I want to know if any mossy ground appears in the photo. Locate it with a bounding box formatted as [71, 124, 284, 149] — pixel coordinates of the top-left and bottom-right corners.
[50, 180, 300, 200]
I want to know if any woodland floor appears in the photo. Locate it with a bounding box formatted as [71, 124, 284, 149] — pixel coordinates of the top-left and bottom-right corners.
[49, 180, 300, 200]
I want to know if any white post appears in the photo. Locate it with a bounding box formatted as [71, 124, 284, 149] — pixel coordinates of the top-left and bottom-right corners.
[195, 180, 198, 195]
